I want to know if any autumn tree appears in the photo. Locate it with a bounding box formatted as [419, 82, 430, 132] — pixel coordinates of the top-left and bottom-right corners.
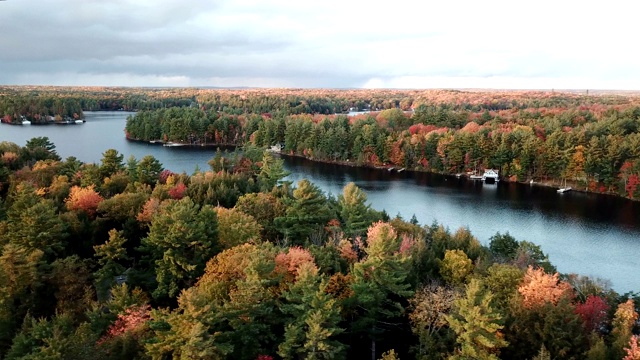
[215, 206, 262, 250]
[518, 266, 573, 308]
[409, 283, 458, 358]
[65, 185, 104, 218]
[612, 299, 639, 359]
[439, 249, 473, 286]
[147, 243, 280, 359]
[235, 192, 285, 240]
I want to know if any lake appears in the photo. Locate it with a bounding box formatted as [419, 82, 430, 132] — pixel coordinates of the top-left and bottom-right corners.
[2, 111, 640, 292]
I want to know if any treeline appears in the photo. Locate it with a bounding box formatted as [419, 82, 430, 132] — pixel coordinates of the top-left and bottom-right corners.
[126, 101, 640, 199]
[0, 138, 639, 359]
[5, 86, 634, 125]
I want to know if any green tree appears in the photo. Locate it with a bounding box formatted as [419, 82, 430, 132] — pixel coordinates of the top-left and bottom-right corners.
[215, 206, 262, 250]
[99, 148, 125, 179]
[141, 197, 218, 299]
[338, 182, 373, 239]
[137, 155, 163, 186]
[258, 151, 289, 191]
[488, 232, 519, 261]
[275, 179, 332, 245]
[350, 222, 413, 360]
[446, 279, 508, 360]
[94, 229, 130, 299]
[278, 262, 345, 359]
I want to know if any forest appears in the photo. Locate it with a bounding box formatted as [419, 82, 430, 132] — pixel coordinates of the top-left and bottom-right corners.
[123, 89, 640, 200]
[0, 135, 639, 359]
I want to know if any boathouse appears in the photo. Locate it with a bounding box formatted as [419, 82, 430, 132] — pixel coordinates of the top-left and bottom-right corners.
[481, 169, 499, 182]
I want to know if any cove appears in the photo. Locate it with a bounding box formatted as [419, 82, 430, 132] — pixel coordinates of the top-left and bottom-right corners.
[1, 111, 640, 292]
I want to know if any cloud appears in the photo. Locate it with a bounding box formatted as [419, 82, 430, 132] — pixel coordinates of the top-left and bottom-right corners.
[0, 0, 639, 88]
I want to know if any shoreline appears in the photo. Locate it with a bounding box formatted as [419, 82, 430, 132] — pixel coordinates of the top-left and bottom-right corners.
[124, 137, 625, 200]
[274, 151, 622, 200]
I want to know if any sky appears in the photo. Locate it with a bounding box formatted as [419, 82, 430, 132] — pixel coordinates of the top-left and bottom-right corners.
[1, 0, 639, 89]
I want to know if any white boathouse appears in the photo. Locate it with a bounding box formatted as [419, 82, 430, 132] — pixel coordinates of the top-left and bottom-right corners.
[481, 169, 499, 182]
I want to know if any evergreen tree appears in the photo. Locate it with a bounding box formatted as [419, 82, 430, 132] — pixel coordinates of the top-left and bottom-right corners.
[338, 182, 372, 239]
[446, 279, 508, 360]
[274, 179, 331, 245]
[141, 197, 218, 299]
[278, 263, 345, 359]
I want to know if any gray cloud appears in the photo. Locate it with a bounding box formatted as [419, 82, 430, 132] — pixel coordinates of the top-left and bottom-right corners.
[1, 0, 639, 89]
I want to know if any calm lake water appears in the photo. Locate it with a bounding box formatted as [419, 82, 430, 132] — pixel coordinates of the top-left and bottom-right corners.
[2, 111, 640, 292]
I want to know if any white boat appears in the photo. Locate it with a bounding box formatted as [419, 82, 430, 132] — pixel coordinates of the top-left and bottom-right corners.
[75, 120, 84, 124]
[163, 142, 185, 147]
[557, 187, 572, 193]
[22, 120, 31, 125]
[398, 168, 405, 173]
[469, 174, 483, 180]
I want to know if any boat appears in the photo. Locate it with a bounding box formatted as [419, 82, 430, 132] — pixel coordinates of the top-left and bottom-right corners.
[469, 174, 483, 180]
[398, 168, 405, 173]
[75, 119, 84, 124]
[22, 120, 31, 125]
[557, 179, 571, 193]
[163, 142, 186, 147]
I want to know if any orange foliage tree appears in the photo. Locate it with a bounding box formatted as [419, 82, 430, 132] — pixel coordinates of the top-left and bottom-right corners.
[517, 266, 573, 308]
[65, 185, 104, 217]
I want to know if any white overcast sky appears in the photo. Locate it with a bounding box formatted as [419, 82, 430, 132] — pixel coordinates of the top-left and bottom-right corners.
[1, 0, 639, 89]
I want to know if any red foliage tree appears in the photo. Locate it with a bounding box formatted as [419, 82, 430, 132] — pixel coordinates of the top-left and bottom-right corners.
[575, 295, 610, 333]
[98, 304, 151, 344]
[626, 174, 639, 199]
[168, 183, 187, 200]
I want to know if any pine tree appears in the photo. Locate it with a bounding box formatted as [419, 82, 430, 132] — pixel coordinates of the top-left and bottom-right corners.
[446, 279, 508, 360]
[141, 197, 218, 299]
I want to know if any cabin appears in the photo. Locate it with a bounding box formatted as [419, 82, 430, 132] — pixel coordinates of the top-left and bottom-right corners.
[481, 169, 499, 183]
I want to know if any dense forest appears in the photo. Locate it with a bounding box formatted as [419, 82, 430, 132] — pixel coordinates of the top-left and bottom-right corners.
[122, 89, 640, 200]
[0, 136, 639, 359]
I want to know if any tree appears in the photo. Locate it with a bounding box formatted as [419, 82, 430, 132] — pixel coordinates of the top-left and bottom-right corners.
[235, 192, 285, 240]
[215, 206, 262, 250]
[3, 183, 67, 257]
[141, 197, 218, 299]
[258, 151, 289, 191]
[22, 136, 60, 163]
[275, 179, 332, 245]
[488, 232, 519, 261]
[575, 295, 609, 334]
[94, 229, 130, 299]
[99, 149, 125, 179]
[409, 283, 458, 358]
[338, 182, 373, 239]
[612, 299, 639, 359]
[439, 249, 473, 286]
[446, 279, 508, 360]
[350, 222, 413, 360]
[278, 262, 345, 359]
[147, 243, 280, 360]
[518, 266, 573, 308]
[136, 155, 163, 186]
[65, 185, 104, 218]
